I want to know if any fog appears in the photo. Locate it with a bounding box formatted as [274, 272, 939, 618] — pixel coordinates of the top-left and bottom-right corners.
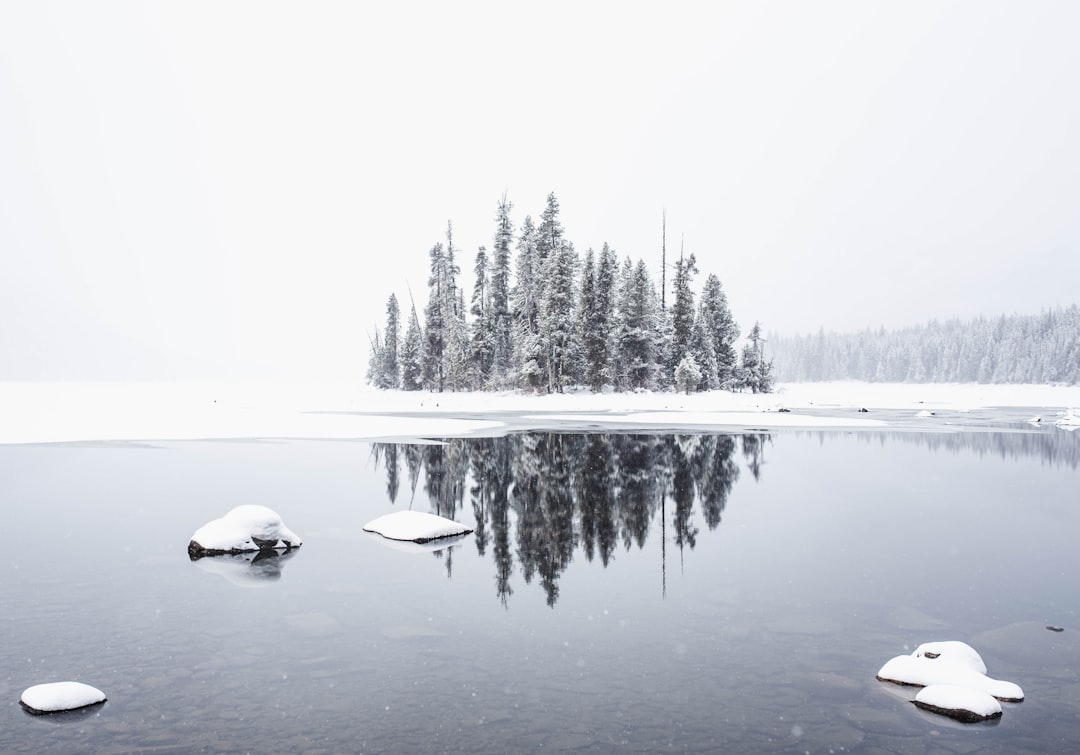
[2, 1, 1078, 380]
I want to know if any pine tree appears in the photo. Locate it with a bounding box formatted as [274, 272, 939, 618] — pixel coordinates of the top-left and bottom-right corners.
[698, 273, 739, 388]
[669, 253, 698, 371]
[617, 259, 659, 390]
[400, 303, 424, 390]
[423, 242, 448, 392]
[512, 215, 545, 391]
[689, 312, 718, 390]
[490, 195, 514, 387]
[576, 247, 599, 389]
[379, 294, 401, 389]
[541, 241, 579, 392]
[738, 321, 774, 393]
[675, 353, 703, 395]
[468, 246, 492, 389]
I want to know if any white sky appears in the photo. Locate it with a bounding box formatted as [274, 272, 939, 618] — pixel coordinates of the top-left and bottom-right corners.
[2, 1, 1078, 380]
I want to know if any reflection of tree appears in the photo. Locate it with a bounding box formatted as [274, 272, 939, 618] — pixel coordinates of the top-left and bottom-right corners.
[741, 433, 771, 481]
[372, 431, 751, 607]
[670, 436, 699, 554]
[578, 434, 617, 566]
[614, 435, 659, 550]
[696, 435, 740, 530]
[369, 443, 400, 504]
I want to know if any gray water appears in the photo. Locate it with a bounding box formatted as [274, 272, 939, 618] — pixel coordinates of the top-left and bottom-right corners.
[1, 427, 1078, 754]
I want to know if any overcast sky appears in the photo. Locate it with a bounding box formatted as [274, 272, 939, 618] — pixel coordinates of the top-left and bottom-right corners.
[2, 1, 1078, 381]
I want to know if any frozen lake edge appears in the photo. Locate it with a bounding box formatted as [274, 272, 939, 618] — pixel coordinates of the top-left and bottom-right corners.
[2, 381, 1079, 445]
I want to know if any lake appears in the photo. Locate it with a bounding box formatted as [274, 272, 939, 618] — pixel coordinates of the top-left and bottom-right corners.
[2, 426, 1078, 753]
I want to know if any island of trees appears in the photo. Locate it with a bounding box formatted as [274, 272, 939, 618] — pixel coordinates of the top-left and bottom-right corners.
[367, 193, 773, 395]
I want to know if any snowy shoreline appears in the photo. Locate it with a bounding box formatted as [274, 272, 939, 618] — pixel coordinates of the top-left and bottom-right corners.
[2, 381, 1079, 445]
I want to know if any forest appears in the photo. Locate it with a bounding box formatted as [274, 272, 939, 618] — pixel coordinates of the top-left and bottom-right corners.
[769, 305, 1080, 385]
[367, 193, 773, 395]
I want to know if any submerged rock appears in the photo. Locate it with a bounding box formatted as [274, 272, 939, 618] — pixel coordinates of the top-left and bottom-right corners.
[21, 682, 107, 715]
[188, 505, 302, 558]
[364, 510, 472, 543]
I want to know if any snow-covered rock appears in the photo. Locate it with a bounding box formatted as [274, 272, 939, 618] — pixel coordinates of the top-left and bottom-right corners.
[876, 654, 1023, 702]
[188, 505, 302, 557]
[363, 510, 472, 543]
[913, 684, 1002, 723]
[20, 681, 106, 715]
[912, 640, 988, 674]
[876, 639, 1024, 725]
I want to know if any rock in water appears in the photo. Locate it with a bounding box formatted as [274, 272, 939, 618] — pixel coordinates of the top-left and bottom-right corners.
[914, 685, 1002, 723]
[364, 510, 473, 543]
[188, 505, 302, 557]
[21, 682, 107, 714]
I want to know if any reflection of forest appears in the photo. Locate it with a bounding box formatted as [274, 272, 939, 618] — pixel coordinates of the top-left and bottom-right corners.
[370, 433, 764, 607]
[840, 427, 1080, 470]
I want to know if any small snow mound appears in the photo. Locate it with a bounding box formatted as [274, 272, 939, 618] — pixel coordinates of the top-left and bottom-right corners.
[20, 682, 106, 715]
[364, 510, 473, 543]
[912, 640, 987, 674]
[916, 409, 936, 418]
[188, 505, 302, 557]
[914, 684, 1002, 723]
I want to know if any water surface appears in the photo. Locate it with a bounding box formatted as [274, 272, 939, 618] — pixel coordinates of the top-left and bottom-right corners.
[2, 428, 1078, 753]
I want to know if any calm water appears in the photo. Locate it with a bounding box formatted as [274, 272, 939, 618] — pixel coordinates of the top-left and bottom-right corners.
[1, 427, 1078, 754]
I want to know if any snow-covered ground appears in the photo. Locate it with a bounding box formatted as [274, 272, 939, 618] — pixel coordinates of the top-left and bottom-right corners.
[2, 381, 1079, 445]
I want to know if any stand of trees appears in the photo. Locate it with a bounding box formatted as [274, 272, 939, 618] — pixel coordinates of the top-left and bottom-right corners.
[367, 193, 773, 394]
[770, 306, 1080, 384]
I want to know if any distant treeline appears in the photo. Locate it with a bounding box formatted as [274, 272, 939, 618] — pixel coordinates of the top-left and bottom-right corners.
[770, 305, 1080, 385]
[367, 193, 774, 395]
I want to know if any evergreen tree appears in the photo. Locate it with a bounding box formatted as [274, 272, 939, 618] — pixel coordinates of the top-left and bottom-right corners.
[698, 273, 739, 388]
[738, 321, 774, 393]
[541, 241, 579, 392]
[576, 247, 599, 389]
[400, 304, 424, 390]
[468, 246, 493, 389]
[617, 259, 659, 390]
[689, 312, 719, 390]
[669, 253, 698, 370]
[379, 294, 401, 389]
[422, 242, 448, 391]
[490, 195, 514, 387]
[511, 215, 545, 391]
[675, 353, 703, 394]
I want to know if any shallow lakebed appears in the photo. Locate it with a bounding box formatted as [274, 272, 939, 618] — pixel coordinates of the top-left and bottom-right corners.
[2, 427, 1078, 753]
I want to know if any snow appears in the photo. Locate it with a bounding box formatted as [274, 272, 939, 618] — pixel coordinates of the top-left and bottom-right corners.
[1057, 408, 1080, 430]
[3, 381, 1080, 444]
[20, 681, 106, 714]
[876, 641, 1024, 704]
[188, 505, 302, 555]
[914, 685, 1002, 722]
[912, 640, 988, 675]
[363, 511, 473, 543]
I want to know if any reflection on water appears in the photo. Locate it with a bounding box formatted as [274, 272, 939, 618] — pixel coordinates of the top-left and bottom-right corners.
[372, 426, 1080, 607]
[371, 433, 758, 606]
[3, 427, 1079, 754]
[190, 548, 300, 587]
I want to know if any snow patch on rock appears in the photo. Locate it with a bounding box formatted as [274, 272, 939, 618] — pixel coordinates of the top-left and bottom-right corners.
[20, 681, 106, 714]
[876, 639, 1023, 723]
[188, 505, 302, 557]
[914, 684, 1002, 723]
[364, 510, 473, 543]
